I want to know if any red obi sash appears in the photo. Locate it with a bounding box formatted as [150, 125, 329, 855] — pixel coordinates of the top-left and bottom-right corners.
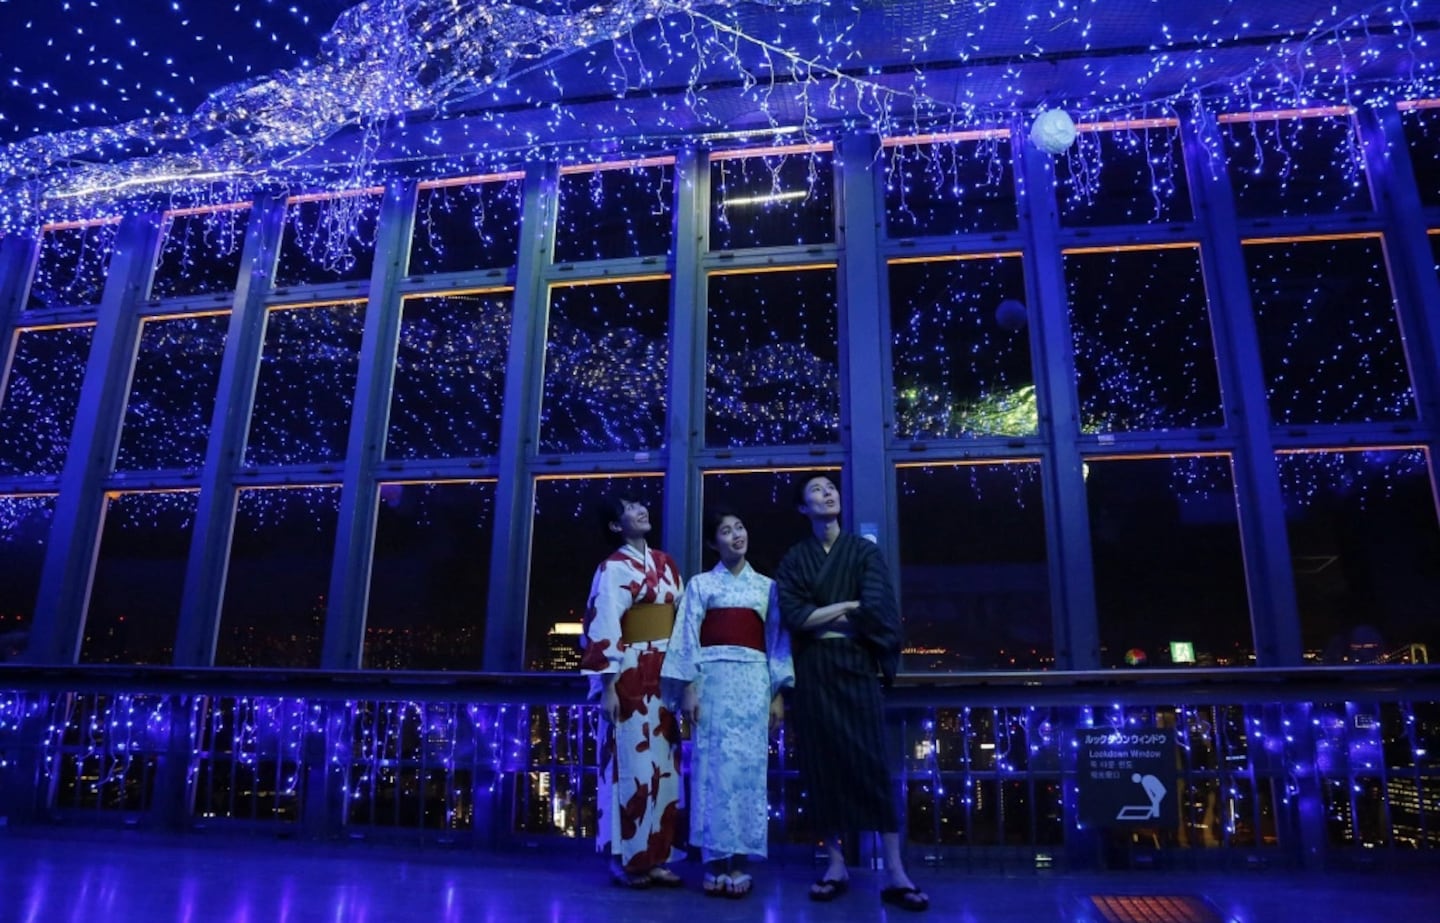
[700, 607, 766, 652]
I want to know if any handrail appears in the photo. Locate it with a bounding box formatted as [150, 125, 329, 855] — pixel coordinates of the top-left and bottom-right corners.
[3, 662, 1437, 705]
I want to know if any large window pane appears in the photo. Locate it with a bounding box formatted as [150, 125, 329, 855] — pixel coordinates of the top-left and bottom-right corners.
[883, 133, 1016, 237]
[409, 176, 523, 276]
[386, 292, 512, 461]
[1086, 455, 1253, 668]
[1065, 246, 1223, 432]
[525, 474, 664, 671]
[1056, 121, 1192, 227]
[896, 462, 1052, 671]
[274, 191, 382, 288]
[700, 468, 827, 575]
[1400, 103, 1440, 209]
[1244, 236, 1414, 425]
[888, 255, 1035, 439]
[0, 495, 56, 660]
[25, 220, 118, 309]
[1278, 448, 1440, 665]
[539, 279, 669, 454]
[366, 480, 495, 670]
[245, 301, 367, 466]
[709, 148, 834, 250]
[115, 314, 229, 471]
[706, 268, 840, 447]
[1223, 112, 1370, 217]
[0, 325, 95, 476]
[216, 486, 340, 668]
[555, 161, 675, 263]
[150, 205, 251, 299]
[80, 491, 198, 665]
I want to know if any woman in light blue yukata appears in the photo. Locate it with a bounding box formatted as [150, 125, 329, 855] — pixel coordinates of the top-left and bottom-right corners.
[662, 506, 794, 898]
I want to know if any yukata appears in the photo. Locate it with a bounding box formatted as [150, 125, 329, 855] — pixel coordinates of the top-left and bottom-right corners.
[775, 531, 903, 835]
[579, 543, 685, 872]
[662, 562, 794, 862]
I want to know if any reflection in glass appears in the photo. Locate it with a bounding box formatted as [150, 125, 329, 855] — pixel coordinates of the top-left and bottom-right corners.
[274, 191, 382, 287]
[539, 279, 669, 454]
[150, 206, 251, 299]
[896, 462, 1052, 671]
[410, 177, 523, 275]
[0, 325, 95, 476]
[1223, 114, 1370, 217]
[525, 474, 664, 671]
[1056, 122, 1191, 226]
[387, 293, 512, 460]
[0, 495, 55, 657]
[1400, 104, 1440, 209]
[555, 163, 675, 263]
[367, 481, 494, 670]
[1244, 237, 1413, 425]
[1065, 246, 1223, 432]
[709, 149, 834, 250]
[116, 314, 229, 471]
[1277, 448, 1440, 665]
[25, 221, 119, 309]
[706, 269, 840, 447]
[81, 491, 198, 665]
[1086, 455, 1252, 668]
[216, 486, 340, 668]
[245, 301, 367, 466]
[888, 255, 1035, 439]
[700, 468, 825, 575]
[883, 134, 1016, 237]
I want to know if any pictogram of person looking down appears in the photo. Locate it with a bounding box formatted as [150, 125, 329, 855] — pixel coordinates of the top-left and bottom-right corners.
[1115, 772, 1167, 820]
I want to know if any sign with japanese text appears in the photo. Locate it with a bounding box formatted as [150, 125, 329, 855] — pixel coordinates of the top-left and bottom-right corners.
[1076, 727, 1178, 829]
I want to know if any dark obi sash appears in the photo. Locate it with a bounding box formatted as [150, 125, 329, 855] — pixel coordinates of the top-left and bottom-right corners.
[700, 607, 766, 652]
[620, 602, 675, 643]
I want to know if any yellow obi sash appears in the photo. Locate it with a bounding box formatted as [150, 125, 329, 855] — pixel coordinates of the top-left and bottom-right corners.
[620, 602, 676, 643]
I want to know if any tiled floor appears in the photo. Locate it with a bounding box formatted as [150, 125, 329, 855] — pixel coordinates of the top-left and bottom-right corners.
[0, 827, 1432, 923]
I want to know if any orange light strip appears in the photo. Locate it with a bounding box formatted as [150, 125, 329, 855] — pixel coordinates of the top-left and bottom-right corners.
[402, 286, 514, 300]
[41, 216, 121, 232]
[1396, 99, 1440, 112]
[376, 477, 499, 487]
[707, 262, 835, 278]
[703, 465, 839, 477]
[104, 486, 202, 500]
[287, 186, 385, 205]
[547, 272, 670, 289]
[1084, 450, 1231, 462]
[418, 171, 526, 189]
[1241, 231, 1381, 246]
[558, 156, 676, 175]
[888, 251, 1024, 266]
[533, 471, 665, 482]
[140, 309, 231, 323]
[162, 201, 253, 220]
[0, 491, 59, 500]
[709, 141, 834, 162]
[235, 483, 343, 492]
[1274, 445, 1427, 456]
[894, 458, 1039, 470]
[1074, 117, 1181, 132]
[14, 320, 99, 334]
[1217, 105, 1353, 123]
[882, 127, 1011, 147]
[1062, 241, 1199, 256]
[267, 297, 368, 312]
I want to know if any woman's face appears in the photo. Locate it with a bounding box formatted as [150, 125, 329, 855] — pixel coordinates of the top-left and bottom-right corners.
[612, 500, 651, 541]
[709, 514, 748, 567]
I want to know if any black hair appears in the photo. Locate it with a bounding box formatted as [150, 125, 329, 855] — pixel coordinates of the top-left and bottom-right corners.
[595, 493, 644, 545]
[790, 471, 840, 508]
[702, 505, 742, 547]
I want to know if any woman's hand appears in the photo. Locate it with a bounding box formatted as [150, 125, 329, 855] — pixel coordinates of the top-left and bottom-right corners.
[768, 694, 784, 732]
[682, 683, 701, 726]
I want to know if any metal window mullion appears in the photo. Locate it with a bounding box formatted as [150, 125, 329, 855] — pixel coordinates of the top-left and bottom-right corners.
[1013, 127, 1100, 671]
[29, 211, 161, 664]
[1179, 108, 1301, 667]
[662, 147, 708, 576]
[322, 181, 419, 669]
[0, 232, 37, 335]
[484, 162, 558, 671]
[836, 131, 892, 544]
[173, 194, 288, 666]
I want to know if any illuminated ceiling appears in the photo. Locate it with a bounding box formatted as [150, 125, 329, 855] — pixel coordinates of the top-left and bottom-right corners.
[0, 0, 1434, 225]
